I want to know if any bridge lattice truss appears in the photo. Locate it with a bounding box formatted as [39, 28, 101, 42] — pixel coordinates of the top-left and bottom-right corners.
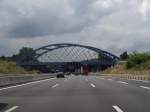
[20, 43, 119, 66]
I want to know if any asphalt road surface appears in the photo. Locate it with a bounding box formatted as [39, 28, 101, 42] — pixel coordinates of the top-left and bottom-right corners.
[0, 75, 150, 112]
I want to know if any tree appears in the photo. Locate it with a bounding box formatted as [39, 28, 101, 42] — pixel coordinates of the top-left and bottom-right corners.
[0, 47, 35, 62]
[120, 51, 128, 60]
[15, 47, 35, 62]
[0, 56, 6, 60]
[11, 54, 19, 61]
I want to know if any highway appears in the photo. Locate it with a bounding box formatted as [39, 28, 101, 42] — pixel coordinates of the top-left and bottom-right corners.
[0, 75, 150, 112]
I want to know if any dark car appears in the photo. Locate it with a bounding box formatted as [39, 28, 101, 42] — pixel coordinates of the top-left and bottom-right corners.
[56, 72, 65, 78]
[65, 72, 71, 75]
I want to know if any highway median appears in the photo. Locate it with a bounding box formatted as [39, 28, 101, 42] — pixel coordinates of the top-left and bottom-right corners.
[0, 74, 55, 87]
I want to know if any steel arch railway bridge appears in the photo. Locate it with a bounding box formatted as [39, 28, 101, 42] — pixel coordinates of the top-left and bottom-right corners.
[18, 43, 119, 73]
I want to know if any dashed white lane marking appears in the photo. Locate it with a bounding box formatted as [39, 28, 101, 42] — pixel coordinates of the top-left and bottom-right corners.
[107, 79, 113, 81]
[118, 81, 128, 85]
[0, 78, 55, 91]
[90, 83, 96, 88]
[96, 77, 105, 79]
[113, 105, 124, 112]
[140, 86, 150, 90]
[52, 84, 59, 88]
[4, 106, 19, 112]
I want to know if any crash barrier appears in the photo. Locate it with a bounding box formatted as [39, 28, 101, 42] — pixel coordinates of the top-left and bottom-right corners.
[0, 74, 55, 87]
[101, 74, 150, 81]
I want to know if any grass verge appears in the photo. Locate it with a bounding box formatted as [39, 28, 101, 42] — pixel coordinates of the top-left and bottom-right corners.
[0, 60, 38, 76]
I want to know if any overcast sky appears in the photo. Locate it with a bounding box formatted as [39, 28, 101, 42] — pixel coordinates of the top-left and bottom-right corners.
[0, 0, 150, 56]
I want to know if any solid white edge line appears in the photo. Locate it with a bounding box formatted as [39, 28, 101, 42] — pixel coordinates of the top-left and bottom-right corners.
[128, 79, 150, 83]
[52, 84, 59, 88]
[90, 83, 96, 87]
[4, 106, 19, 112]
[0, 78, 55, 91]
[113, 105, 124, 112]
[118, 81, 128, 85]
[140, 86, 150, 90]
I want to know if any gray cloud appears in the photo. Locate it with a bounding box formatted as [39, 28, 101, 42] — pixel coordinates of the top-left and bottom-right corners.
[0, 0, 118, 38]
[0, 0, 150, 56]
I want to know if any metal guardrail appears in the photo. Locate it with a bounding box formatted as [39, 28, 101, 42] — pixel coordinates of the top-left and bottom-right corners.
[0, 74, 56, 87]
[99, 74, 150, 81]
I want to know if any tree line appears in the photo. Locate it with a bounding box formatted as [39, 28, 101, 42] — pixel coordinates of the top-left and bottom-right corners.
[0, 47, 35, 62]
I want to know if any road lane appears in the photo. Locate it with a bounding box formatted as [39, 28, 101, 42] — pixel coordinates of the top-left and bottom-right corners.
[0, 75, 149, 112]
[0, 77, 64, 106]
[0, 78, 56, 91]
[89, 76, 150, 112]
[99, 76, 150, 88]
[0, 75, 113, 112]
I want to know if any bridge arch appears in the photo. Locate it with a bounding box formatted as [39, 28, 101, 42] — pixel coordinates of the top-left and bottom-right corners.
[19, 43, 119, 72]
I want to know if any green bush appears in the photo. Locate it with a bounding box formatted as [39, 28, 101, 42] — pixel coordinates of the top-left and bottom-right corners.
[126, 52, 150, 69]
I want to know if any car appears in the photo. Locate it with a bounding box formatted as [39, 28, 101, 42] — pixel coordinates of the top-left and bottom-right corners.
[56, 72, 65, 78]
[65, 72, 71, 75]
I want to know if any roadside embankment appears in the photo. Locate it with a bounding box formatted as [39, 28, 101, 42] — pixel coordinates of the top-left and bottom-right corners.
[93, 65, 150, 81]
[97, 59, 150, 81]
[0, 74, 55, 87]
[0, 60, 56, 87]
[0, 60, 39, 75]
[96, 52, 150, 81]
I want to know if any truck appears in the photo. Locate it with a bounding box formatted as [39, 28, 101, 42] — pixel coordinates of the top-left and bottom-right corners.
[82, 64, 88, 75]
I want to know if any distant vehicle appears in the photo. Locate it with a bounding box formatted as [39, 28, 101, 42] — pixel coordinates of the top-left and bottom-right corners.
[56, 72, 65, 78]
[65, 72, 71, 75]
